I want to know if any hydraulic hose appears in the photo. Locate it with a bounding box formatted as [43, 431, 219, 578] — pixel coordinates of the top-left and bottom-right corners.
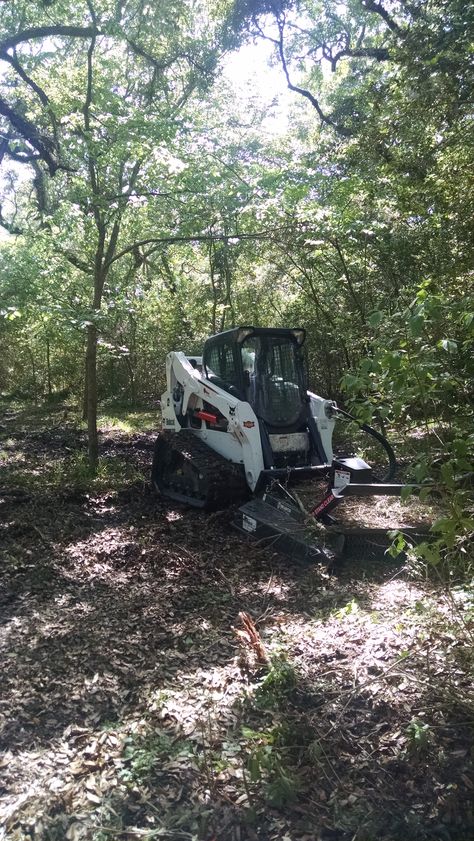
[334, 406, 397, 482]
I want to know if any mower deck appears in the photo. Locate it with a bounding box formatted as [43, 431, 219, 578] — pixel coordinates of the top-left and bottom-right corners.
[233, 478, 429, 565]
[233, 494, 337, 565]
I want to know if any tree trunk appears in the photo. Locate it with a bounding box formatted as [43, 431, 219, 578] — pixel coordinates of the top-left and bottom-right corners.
[209, 244, 218, 333]
[223, 258, 235, 327]
[27, 346, 38, 405]
[85, 322, 99, 469]
[127, 312, 137, 406]
[127, 359, 136, 406]
[46, 337, 52, 398]
[82, 359, 88, 421]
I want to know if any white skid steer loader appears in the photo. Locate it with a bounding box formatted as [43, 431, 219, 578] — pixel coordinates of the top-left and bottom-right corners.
[153, 326, 411, 563]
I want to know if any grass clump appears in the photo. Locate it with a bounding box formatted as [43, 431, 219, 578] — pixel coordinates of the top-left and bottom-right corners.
[254, 654, 297, 710]
[50, 453, 144, 492]
[96, 408, 159, 434]
[120, 732, 178, 784]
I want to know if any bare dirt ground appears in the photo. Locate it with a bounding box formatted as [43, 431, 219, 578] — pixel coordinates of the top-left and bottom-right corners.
[0, 407, 473, 841]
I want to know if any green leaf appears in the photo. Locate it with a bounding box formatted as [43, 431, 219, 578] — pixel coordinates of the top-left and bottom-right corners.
[360, 358, 373, 375]
[247, 753, 262, 782]
[430, 516, 454, 535]
[368, 310, 383, 327]
[419, 486, 432, 503]
[400, 484, 415, 503]
[440, 462, 455, 486]
[438, 338, 458, 353]
[408, 314, 424, 337]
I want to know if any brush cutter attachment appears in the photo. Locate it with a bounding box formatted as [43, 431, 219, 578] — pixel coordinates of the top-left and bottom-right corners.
[233, 457, 420, 564]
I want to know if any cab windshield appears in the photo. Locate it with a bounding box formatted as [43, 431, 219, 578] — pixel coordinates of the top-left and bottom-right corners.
[241, 335, 305, 428]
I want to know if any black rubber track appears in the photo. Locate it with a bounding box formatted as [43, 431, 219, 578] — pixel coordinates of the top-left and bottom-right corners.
[152, 430, 248, 511]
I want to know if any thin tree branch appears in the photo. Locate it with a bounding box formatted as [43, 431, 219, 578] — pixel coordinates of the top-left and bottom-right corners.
[0, 95, 60, 174]
[102, 159, 142, 270]
[2, 146, 41, 164]
[0, 204, 23, 235]
[104, 190, 176, 201]
[0, 134, 9, 165]
[125, 38, 180, 72]
[0, 50, 50, 106]
[82, 20, 96, 136]
[0, 25, 96, 53]
[356, 23, 366, 49]
[63, 252, 94, 273]
[328, 236, 366, 320]
[125, 38, 213, 104]
[360, 0, 402, 34]
[330, 45, 390, 70]
[0, 132, 36, 166]
[82, 2, 100, 214]
[106, 228, 289, 269]
[284, 252, 338, 330]
[275, 19, 352, 137]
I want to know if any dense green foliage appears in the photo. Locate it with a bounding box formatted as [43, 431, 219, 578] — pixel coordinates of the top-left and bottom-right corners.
[0, 0, 472, 574]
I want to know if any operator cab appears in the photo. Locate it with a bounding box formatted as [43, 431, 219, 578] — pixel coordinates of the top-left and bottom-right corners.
[203, 327, 307, 430]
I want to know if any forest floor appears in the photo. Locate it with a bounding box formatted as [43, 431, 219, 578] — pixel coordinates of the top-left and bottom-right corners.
[0, 405, 473, 841]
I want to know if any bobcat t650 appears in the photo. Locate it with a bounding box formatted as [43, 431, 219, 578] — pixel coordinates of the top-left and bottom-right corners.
[152, 326, 408, 562]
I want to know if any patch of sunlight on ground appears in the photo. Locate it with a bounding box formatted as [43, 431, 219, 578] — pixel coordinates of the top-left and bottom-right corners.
[64, 526, 136, 584]
[97, 408, 159, 434]
[240, 577, 293, 603]
[371, 579, 427, 609]
[144, 661, 246, 746]
[0, 655, 245, 832]
[0, 449, 26, 463]
[261, 579, 440, 677]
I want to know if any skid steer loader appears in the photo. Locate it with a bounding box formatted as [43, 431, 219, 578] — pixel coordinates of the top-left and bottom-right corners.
[152, 326, 412, 563]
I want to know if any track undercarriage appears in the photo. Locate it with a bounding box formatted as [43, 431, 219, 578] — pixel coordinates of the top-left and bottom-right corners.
[152, 431, 247, 510]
